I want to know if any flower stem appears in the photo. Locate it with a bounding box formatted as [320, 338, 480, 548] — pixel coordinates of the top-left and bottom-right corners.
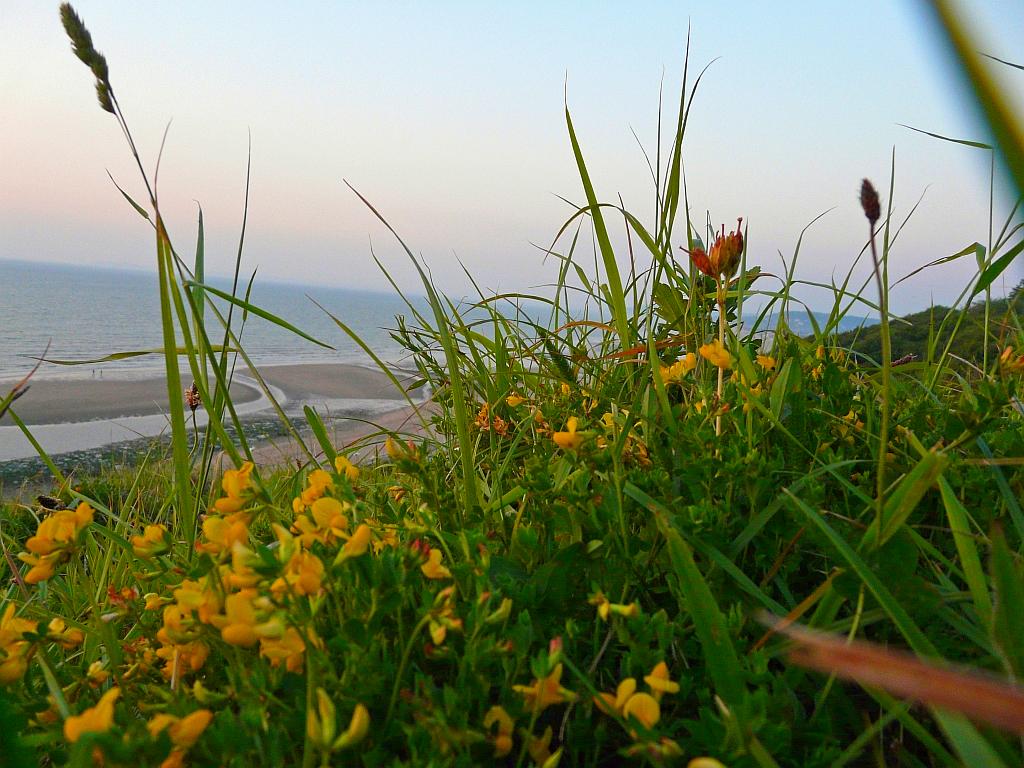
[868, 226, 891, 533]
[385, 612, 432, 727]
[716, 283, 726, 439]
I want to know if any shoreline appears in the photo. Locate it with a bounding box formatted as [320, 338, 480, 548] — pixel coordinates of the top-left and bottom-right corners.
[0, 361, 423, 468]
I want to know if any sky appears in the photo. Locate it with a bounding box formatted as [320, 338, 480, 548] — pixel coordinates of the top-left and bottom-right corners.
[2, 1, 1024, 314]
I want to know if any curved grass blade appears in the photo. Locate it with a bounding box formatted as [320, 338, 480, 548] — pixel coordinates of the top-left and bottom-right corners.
[183, 282, 334, 350]
[38, 346, 229, 365]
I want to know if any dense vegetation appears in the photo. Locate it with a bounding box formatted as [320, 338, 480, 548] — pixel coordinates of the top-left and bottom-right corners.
[837, 281, 1023, 366]
[2, 5, 1024, 767]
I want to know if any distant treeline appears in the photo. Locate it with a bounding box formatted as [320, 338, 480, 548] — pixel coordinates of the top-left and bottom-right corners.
[835, 280, 1023, 365]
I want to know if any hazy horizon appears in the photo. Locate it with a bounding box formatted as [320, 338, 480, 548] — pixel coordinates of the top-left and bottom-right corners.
[3, 2, 1024, 315]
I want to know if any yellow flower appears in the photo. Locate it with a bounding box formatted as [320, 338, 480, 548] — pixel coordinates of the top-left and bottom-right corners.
[47, 618, 85, 649]
[385, 437, 417, 463]
[643, 662, 680, 701]
[87, 661, 109, 686]
[483, 706, 514, 757]
[289, 496, 350, 548]
[506, 394, 526, 407]
[25, 502, 94, 556]
[756, 354, 777, 371]
[513, 663, 577, 713]
[553, 416, 582, 451]
[272, 548, 324, 597]
[299, 469, 335, 507]
[526, 725, 554, 765]
[154, 638, 209, 681]
[64, 686, 120, 742]
[588, 591, 639, 622]
[334, 703, 370, 750]
[622, 691, 660, 730]
[689, 760, 728, 768]
[340, 524, 373, 560]
[197, 513, 250, 557]
[334, 454, 360, 482]
[212, 589, 281, 648]
[594, 677, 637, 717]
[699, 339, 733, 369]
[147, 709, 213, 748]
[0, 604, 37, 684]
[17, 552, 57, 585]
[17, 502, 93, 584]
[420, 547, 452, 579]
[260, 626, 308, 673]
[226, 542, 262, 589]
[999, 346, 1024, 372]
[659, 353, 698, 383]
[172, 579, 221, 625]
[307, 688, 338, 750]
[132, 524, 170, 558]
[214, 462, 254, 514]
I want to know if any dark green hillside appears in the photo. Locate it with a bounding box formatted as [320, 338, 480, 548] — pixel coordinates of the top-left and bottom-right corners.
[836, 280, 1023, 364]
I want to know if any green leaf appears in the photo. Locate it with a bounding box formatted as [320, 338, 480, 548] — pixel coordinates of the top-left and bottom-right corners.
[939, 477, 992, 624]
[990, 527, 1024, 679]
[864, 449, 949, 550]
[769, 358, 794, 421]
[303, 405, 336, 466]
[107, 171, 151, 220]
[973, 237, 1024, 298]
[565, 108, 632, 349]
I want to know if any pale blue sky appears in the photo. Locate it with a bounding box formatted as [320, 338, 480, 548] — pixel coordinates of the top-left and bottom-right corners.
[2, 2, 1023, 312]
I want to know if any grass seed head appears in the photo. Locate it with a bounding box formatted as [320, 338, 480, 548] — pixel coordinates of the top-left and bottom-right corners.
[860, 178, 880, 224]
[59, 4, 115, 113]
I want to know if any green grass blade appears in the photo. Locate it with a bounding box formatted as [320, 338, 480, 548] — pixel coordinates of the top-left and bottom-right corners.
[345, 181, 479, 516]
[939, 477, 992, 624]
[156, 220, 194, 544]
[184, 282, 334, 350]
[565, 108, 632, 349]
[928, 1, 1024, 200]
[990, 526, 1024, 679]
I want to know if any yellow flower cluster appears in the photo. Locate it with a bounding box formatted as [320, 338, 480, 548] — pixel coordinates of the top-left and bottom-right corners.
[17, 501, 94, 584]
[659, 352, 697, 383]
[698, 338, 733, 370]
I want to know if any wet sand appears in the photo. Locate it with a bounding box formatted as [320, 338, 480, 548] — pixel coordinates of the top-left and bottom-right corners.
[0, 362, 416, 427]
[0, 362, 427, 465]
[1, 377, 260, 425]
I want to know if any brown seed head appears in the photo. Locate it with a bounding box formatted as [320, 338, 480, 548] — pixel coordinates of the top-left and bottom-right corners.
[185, 382, 201, 412]
[860, 179, 880, 225]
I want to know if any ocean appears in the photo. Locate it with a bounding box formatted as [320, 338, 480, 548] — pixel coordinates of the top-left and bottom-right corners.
[0, 259, 422, 381]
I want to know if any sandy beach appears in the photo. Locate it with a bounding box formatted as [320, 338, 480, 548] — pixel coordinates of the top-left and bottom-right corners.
[0, 362, 426, 465]
[1, 377, 261, 425]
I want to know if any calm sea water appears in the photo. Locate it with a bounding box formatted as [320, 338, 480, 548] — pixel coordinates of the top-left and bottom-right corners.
[0, 259, 425, 381]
